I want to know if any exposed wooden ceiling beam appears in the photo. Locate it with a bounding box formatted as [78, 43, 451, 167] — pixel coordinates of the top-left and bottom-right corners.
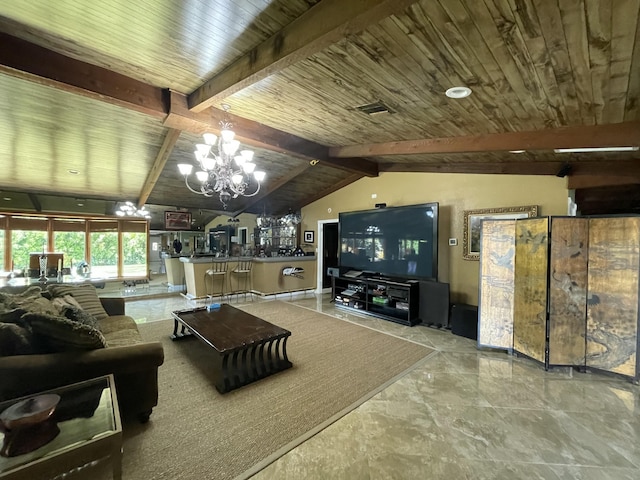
[332, 122, 640, 157]
[165, 91, 378, 177]
[0, 33, 378, 179]
[381, 159, 640, 176]
[568, 174, 640, 190]
[0, 32, 166, 118]
[230, 163, 313, 217]
[27, 193, 42, 212]
[380, 162, 565, 175]
[187, 0, 420, 112]
[138, 128, 182, 207]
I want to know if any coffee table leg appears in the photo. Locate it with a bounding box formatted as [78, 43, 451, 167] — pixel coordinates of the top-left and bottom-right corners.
[171, 318, 192, 340]
[171, 318, 179, 339]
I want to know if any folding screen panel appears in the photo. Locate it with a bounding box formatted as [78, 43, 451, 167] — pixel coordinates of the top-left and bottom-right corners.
[513, 217, 549, 364]
[586, 217, 640, 380]
[478, 219, 516, 351]
[548, 217, 589, 366]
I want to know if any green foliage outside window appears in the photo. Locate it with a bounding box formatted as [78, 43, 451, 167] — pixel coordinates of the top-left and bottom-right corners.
[90, 232, 118, 266]
[3, 220, 148, 277]
[122, 232, 147, 276]
[123, 232, 147, 264]
[53, 232, 86, 267]
[11, 231, 47, 272]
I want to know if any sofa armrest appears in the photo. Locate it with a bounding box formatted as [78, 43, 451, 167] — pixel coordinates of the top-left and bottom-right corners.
[100, 297, 125, 316]
[0, 342, 164, 401]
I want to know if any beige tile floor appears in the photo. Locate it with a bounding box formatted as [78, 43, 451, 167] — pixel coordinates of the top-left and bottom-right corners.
[120, 290, 640, 480]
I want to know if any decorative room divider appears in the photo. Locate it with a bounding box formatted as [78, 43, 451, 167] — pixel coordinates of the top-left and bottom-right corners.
[478, 215, 640, 383]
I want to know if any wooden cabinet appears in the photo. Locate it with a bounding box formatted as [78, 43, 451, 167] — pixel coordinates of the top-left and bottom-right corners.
[332, 274, 419, 326]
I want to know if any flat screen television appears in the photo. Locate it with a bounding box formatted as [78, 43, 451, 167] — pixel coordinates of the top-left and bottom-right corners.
[339, 202, 438, 281]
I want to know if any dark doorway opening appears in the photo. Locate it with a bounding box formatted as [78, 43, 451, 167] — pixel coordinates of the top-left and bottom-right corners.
[322, 223, 339, 289]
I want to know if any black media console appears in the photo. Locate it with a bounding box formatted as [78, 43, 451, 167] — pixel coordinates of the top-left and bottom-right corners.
[331, 272, 420, 326]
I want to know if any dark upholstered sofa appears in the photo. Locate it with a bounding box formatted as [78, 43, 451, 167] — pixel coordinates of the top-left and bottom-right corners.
[0, 284, 164, 422]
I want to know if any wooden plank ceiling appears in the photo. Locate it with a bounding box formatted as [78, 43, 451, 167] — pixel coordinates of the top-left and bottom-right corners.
[0, 0, 639, 230]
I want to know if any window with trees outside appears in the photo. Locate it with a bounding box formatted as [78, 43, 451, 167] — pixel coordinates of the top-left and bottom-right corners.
[90, 220, 119, 278]
[1, 214, 148, 279]
[53, 218, 86, 272]
[9, 216, 48, 275]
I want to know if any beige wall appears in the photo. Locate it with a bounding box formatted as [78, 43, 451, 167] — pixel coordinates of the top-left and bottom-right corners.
[301, 172, 568, 305]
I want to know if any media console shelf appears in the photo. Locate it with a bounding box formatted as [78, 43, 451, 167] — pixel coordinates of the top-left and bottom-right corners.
[332, 273, 420, 326]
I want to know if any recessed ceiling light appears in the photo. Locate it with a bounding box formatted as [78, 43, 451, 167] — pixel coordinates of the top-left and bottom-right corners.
[68, 169, 79, 175]
[509, 150, 526, 154]
[554, 146, 639, 153]
[445, 86, 472, 99]
[3, 197, 11, 201]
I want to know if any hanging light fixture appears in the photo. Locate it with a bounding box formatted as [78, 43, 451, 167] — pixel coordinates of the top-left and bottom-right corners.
[116, 201, 151, 219]
[280, 209, 302, 226]
[256, 205, 275, 228]
[178, 104, 266, 209]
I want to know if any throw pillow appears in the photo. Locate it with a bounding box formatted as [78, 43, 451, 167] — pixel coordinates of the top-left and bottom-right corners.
[51, 294, 83, 311]
[47, 284, 109, 321]
[25, 312, 108, 352]
[0, 285, 43, 300]
[51, 295, 101, 330]
[63, 305, 101, 331]
[0, 322, 40, 356]
[0, 285, 44, 312]
[0, 294, 57, 326]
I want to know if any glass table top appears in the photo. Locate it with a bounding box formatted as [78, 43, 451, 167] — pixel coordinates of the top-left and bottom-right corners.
[0, 375, 118, 473]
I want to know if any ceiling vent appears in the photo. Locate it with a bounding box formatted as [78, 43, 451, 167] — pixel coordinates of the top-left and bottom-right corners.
[355, 101, 393, 116]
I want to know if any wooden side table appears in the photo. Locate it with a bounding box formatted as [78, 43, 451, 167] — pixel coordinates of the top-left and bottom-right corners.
[0, 375, 122, 480]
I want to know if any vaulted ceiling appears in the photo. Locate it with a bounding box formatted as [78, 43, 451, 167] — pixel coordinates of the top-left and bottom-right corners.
[0, 0, 639, 230]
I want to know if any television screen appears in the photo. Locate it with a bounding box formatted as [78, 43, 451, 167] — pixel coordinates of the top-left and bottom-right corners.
[339, 203, 438, 280]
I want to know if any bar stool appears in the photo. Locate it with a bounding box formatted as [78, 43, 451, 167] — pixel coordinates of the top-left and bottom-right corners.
[205, 260, 228, 302]
[230, 258, 253, 302]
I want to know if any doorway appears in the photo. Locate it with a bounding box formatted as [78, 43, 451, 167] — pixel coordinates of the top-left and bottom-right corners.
[316, 219, 339, 293]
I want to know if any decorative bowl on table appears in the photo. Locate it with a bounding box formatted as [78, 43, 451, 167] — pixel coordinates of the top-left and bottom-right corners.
[0, 394, 61, 431]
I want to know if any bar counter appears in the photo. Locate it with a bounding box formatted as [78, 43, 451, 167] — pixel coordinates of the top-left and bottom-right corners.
[161, 253, 186, 288]
[179, 255, 316, 299]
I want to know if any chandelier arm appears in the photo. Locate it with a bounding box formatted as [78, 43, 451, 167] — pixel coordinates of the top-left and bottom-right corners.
[183, 175, 207, 195]
[240, 182, 261, 197]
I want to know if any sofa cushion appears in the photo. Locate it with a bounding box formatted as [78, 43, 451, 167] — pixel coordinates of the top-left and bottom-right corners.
[47, 284, 109, 321]
[24, 311, 108, 352]
[0, 322, 40, 356]
[99, 315, 142, 347]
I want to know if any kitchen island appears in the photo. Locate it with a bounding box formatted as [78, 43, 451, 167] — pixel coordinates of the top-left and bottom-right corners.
[180, 255, 316, 299]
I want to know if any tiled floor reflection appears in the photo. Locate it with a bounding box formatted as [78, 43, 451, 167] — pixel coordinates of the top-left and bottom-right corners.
[120, 291, 640, 479]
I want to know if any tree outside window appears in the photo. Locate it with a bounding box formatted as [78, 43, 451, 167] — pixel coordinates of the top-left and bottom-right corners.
[53, 231, 86, 269]
[11, 230, 47, 274]
[122, 232, 147, 276]
[90, 231, 118, 278]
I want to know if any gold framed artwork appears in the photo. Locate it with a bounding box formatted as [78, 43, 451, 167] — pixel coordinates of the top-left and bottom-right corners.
[463, 205, 538, 260]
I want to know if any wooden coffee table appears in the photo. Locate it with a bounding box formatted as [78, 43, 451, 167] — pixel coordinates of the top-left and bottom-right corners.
[171, 305, 292, 393]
